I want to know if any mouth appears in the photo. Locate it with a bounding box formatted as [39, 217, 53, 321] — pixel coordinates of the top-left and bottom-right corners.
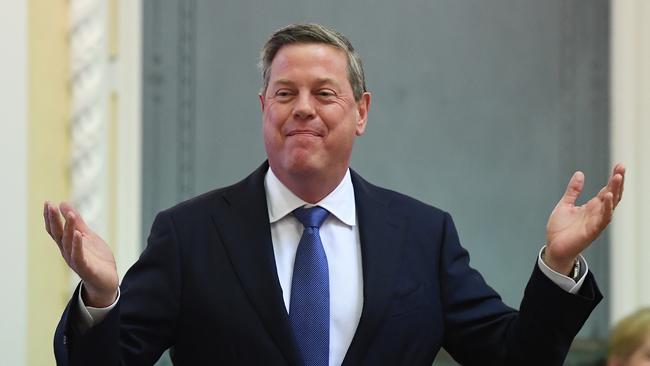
[286, 130, 322, 137]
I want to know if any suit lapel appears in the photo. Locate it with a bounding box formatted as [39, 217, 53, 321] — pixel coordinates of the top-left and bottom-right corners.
[343, 171, 406, 365]
[210, 164, 405, 365]
[210, 162, 301, 366]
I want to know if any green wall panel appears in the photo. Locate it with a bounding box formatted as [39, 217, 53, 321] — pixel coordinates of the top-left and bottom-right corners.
[142, 1, 609, 364]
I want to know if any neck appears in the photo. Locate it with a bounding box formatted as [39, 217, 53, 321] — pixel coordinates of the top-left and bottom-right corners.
[272, 167, 347, 204]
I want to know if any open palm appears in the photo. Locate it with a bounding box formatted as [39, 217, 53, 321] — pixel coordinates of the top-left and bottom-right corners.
[544, 164, 625, 274]
[44, 202, 119, 307]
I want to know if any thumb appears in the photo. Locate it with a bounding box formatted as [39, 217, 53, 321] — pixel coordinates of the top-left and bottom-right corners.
[561, 171, 585, 206]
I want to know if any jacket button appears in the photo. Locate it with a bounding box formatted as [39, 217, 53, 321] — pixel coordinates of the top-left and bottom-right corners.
[63, 335, 68, 345]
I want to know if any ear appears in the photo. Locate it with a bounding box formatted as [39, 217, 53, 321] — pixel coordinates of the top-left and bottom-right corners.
[259, 94, 265, 113]
[355, 92, 371, 136]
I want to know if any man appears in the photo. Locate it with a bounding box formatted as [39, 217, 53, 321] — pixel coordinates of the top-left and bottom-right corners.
[46, 23, 625, 365]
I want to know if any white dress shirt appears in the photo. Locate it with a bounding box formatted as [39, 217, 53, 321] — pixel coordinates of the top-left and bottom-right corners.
[77, 167, 588, 365]
[265, 168, 363, 366]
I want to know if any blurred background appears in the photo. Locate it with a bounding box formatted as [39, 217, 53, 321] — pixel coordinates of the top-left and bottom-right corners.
[1, 0, 648, 365]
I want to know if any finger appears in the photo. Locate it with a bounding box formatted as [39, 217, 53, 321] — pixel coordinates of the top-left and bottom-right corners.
[47, 204, 64, 244]
[561, 171, 585, 205]
[70, 230, 86, 272]
[614, 163, 625, 202]
[59, 202, 91, 233]
[602, 192, 614, 226]
[619, 173, 625, 202]
[610, 174, 623, 208]
[61, 211, 77, 261]
[597, 170, 619, 201]
[613, 163, 626, 177]
[43, 201, 51, 234]
[44, 202, 66, 256]
[599, 174, 614, 200]
[599, 165, 625, 206]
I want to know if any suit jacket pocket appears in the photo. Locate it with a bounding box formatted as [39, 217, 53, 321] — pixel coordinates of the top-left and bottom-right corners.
[389, 282, 423, 317]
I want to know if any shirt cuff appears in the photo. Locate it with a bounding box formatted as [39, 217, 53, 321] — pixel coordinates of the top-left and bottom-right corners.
[537, 246, 588, 294]
[76, 282, 120, 333]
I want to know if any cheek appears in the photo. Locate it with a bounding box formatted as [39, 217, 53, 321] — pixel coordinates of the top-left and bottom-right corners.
[264, 101, 290, 122]
[263, 109, 286, 136]
[319, 101, 348, 118]
[262, 117, 282, 153]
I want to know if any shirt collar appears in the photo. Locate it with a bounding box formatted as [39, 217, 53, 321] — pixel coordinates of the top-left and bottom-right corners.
[264, 167, 356, 227]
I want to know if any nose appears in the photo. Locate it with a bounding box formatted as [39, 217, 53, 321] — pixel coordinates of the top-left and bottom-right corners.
[292, 93, 315, 120]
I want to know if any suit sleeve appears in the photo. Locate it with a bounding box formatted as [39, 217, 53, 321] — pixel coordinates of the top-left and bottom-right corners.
[54, 210, 182, 366]
[439, 212, 602, 366]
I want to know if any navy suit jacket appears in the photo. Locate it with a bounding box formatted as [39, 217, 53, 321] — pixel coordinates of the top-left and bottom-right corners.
[54, 162, 602, 365]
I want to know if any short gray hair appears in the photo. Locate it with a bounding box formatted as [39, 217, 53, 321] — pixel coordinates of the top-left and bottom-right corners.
[259, 23, 367, 101]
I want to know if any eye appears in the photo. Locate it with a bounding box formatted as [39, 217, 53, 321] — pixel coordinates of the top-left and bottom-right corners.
[316, 89, 336, 98]
[274, 89, 294, 98]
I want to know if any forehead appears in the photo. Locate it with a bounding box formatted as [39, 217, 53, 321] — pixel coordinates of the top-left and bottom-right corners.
[268, 43, 348, 82]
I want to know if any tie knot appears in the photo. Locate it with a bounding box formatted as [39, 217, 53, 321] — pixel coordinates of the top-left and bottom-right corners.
[292, 206, 329, 229]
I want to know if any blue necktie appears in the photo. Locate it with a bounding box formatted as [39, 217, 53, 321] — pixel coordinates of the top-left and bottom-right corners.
[290, 206, 330, 366]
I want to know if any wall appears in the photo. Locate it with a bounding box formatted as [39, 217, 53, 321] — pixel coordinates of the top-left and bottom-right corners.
[5, 0, 644, 364]
[610, 0, 650, 323]
[0, 1, 143, 364]
[26, 1, 72, 364]
[0, 0, 75, 364]
[0, 2, 28, 364]
[141, 0, 610, 345]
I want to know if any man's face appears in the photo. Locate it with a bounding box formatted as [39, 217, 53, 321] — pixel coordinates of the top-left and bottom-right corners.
[260, 43, 370, 183]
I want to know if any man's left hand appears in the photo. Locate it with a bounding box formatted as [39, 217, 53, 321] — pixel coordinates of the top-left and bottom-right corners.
[544, 164, 625, 276]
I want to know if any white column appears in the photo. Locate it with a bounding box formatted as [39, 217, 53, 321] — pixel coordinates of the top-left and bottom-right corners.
[610, 0, 650, 323]
[0, 2, 27, 365]
[115, 0, 143, 278]
[67, 0, 142, 285]
[68, 0, 109, 290]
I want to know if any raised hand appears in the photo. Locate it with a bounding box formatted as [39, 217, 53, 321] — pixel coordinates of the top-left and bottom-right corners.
[44, 201, 119, 307]
[544, 164, 625, 275]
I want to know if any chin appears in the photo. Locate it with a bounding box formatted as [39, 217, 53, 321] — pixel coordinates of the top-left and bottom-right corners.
[285, 159, 324, 178]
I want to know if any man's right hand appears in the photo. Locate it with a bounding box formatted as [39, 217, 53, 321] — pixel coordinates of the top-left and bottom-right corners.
[44, 201, 119, 308]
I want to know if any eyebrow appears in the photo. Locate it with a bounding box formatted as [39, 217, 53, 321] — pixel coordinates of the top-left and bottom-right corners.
[271, 78, 342, 89]
[271, 79, 295, 88]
